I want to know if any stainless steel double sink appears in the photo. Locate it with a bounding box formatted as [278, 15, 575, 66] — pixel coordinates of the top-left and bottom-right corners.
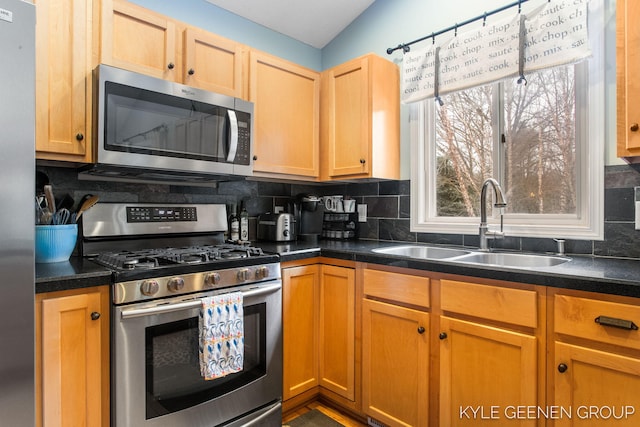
[371, 245, 569, 269]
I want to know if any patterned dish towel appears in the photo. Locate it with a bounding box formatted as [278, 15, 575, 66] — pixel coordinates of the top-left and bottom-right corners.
[199, 292, 244, 380]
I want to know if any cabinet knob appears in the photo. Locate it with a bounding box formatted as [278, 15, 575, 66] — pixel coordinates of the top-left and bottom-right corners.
[439, 332, 448, 340]
[417, 326, 425, 334]
[167, 62, 175, 70]
[188, 68, 195, 75]
[90, 312, 101, 321]
[253, 155, 258, 161]
[360, 158, 366, 164]
[557, 363, 568, 373]
[75, 133, 84, 141]
[631, 123, 639, 132]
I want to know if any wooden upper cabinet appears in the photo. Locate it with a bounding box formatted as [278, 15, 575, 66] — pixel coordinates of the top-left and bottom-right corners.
[321, 54, 400, 180]
[249, 50, 320, 179]
[101, 0, 247, 97]
[183, 28, 246, 98]
[35, 0, 93, 161]
[617, 0, 640, 158]
[101, 0, 178, 80]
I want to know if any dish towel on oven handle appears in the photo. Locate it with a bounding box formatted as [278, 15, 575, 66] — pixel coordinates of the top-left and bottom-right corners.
[199, 292, 244, 380]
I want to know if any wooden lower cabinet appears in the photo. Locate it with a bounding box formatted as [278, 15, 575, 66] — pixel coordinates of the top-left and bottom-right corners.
[319, 264, 356, 401]
[550, 290, 640, 426]
[439, 317, 538, 427]
[361, 268, 430, 427]
[362, 299, 429, 427]
[282, 264, 321, 401]
[35, 285, 110, 427]
[553, 342, 640, 426]
[438, 279, 543, 427]
[282, 261, 357, 413]
[282, 263, 640, 427]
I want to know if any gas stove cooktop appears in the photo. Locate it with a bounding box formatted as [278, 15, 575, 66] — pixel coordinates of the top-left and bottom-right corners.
[94, 244, 267, 271]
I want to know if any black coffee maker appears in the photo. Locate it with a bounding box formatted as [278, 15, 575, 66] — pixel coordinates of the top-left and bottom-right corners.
[292, 194, 324, 243]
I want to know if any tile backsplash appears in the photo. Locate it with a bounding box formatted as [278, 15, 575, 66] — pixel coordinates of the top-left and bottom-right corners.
[39, 164, 640, 260]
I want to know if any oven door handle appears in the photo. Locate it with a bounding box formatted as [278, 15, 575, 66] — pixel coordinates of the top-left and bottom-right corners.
[120, 282, 282, 319]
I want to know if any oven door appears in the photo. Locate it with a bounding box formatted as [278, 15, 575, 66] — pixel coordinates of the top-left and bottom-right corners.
[112, 281, 282, 427]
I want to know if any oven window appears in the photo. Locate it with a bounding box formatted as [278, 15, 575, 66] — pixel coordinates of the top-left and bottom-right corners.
[145, 303, 266, 419]
[105, 81, 228, 161]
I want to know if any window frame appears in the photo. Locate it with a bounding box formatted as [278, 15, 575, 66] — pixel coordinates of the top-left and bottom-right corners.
[409, 0, 605, 240]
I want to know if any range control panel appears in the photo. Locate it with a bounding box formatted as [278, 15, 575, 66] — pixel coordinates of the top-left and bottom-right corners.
[127, 206, 198, 223]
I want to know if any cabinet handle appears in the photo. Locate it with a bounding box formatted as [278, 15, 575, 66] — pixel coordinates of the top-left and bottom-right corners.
[188, 68, 195, 75]
[417, 326, 425, 334]
[91, 311, 101, 321]
[631, 123, 639, 132]
[167, 62, 175, 70]
[75, 133, 84, 141]
[557, 363, 568, 373]
[439, 332, 447, 340]
[594, 315, 639, 331]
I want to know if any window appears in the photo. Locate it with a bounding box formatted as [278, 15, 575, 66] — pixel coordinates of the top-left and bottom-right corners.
[410, 2, 605, 240]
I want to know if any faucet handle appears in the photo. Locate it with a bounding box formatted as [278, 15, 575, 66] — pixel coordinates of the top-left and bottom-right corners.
[553, 238, 566, 256]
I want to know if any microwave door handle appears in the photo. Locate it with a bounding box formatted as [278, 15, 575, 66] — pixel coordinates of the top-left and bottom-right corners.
[226, 110, 238, 162]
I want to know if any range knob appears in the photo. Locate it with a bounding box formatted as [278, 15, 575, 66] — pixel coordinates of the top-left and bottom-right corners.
[237, 268, 250, 281]
[140, 280, 159, 296]
[204, 272, 221, 287]
[255, 266, 270, 280]
[167, 277, 185, 293]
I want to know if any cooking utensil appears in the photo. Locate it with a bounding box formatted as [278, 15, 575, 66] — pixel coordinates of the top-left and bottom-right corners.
[74, 195, 99, 222]
[52, 208, 71, 225]
[43, 184, 56, 214]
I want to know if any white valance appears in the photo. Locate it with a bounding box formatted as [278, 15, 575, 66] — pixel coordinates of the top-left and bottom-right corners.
[401, 0, 591, 104]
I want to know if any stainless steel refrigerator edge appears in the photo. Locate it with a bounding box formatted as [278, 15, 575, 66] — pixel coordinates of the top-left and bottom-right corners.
[0, 0, 35, 425]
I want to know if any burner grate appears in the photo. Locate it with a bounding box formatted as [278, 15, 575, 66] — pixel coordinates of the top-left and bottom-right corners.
[93, 244, 266, 271]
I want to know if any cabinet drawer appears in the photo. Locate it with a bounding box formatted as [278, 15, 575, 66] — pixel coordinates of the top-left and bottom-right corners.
[441, 280, 537, 328]
[363, 269, 430, 308]
[554, 295, 640, 350]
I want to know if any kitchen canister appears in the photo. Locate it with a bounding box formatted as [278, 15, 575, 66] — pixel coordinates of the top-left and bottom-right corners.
[35, 224, 78, 263]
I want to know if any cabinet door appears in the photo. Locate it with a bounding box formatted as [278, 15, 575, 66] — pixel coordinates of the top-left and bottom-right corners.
[362, 299, 429, 427]
[35, 0, 91, 160]
[37, 287, 109, 427]
[319, 265, 355, 401]
[322, 57, 370, 178]
[101, 0, 177, 80]
[439, 317, 538, 427]
[282, 265, 320, 400]
[183, 28, 246, 98]
[554, 342, 640, 427]
[617, 0, 640, 156]
[249, 51, 320, 178]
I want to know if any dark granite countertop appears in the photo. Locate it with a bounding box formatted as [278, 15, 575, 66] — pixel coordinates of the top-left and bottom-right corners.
[36, 240, 640, 298]
[36, 257, 113, 294]
[266, 240, 640, 299]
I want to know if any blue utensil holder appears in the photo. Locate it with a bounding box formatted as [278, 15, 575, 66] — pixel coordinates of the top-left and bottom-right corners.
[35, 224, 78, 263]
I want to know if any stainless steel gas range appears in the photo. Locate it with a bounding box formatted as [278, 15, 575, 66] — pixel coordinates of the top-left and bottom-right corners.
[81, 203, 282, 427]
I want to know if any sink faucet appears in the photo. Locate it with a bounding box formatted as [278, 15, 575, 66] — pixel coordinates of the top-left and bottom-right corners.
[479, 178, 507, 251]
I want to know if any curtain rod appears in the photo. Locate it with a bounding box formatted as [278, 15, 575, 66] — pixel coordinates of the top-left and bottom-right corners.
[386, 0, 534, 55]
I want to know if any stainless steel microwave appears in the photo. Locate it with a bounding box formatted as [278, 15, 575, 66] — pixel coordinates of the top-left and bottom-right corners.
[84, 64, 253, 184]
